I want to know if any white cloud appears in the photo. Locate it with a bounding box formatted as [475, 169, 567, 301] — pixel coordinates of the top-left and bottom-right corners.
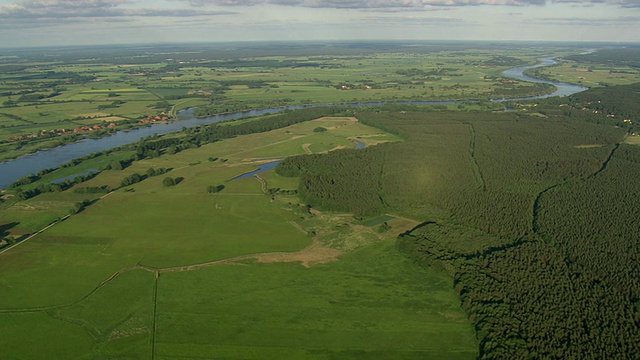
[177, 0, 640, 8]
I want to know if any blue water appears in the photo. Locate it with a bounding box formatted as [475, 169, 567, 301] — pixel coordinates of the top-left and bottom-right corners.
[229, 160, 282, 181]
[0, 58, 587, 189]
[354, 140, 367, 149]
[51, 168, 100, 184]
[495, 57, 588, 101]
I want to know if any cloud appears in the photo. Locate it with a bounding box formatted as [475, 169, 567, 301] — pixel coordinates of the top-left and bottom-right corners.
[183, 0, 542, 8]
[554, 0, 640, 7]
[0, 0, 233, 19]
[183, 0, 639, 7]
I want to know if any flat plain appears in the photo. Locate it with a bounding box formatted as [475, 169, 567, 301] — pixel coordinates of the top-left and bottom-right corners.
[0, 116, 477, 359]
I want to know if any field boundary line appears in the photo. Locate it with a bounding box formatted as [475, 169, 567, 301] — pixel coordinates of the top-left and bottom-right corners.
[151, 271, 159, 360]
[254, 175, 268, 193]
[1, 190, 116, 256]
[0, 265, 148, 314]
[0, 215, 70, 256]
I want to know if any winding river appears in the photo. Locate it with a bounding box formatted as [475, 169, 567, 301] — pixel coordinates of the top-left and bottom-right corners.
[0, 58, 587, 189]
[498, 57, 588, 100]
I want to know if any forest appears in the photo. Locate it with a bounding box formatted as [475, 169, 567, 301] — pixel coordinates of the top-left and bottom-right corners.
[276, 84, 640, 358]
[564, 47, 640, 68]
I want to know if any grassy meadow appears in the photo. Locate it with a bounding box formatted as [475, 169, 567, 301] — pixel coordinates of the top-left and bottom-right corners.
[0, 116, 477, 358]
[529, 60, 640, 88]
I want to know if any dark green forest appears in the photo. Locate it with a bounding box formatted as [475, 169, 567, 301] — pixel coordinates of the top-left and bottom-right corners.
[564, 48, 640, 69]
[276, 85, 640, 358]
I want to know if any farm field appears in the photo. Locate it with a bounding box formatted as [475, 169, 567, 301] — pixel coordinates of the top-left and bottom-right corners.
[0, 42, 614, 161]
[527, 60, 640, 88]
[625, 134, 640, 145]
[0, 115, 477, 358]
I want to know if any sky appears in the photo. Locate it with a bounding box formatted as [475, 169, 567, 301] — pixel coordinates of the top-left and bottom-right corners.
[0, 0, 638, 47]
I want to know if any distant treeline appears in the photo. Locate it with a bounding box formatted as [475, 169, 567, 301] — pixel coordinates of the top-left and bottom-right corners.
[164, 59, 334, 72]
[564, 48, 640, 68]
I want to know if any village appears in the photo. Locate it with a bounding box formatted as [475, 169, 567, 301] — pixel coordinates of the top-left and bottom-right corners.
[9, 114, 171, 142]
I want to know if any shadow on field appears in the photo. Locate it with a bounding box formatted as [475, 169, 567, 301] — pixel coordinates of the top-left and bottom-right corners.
[0, 222, 19, 237]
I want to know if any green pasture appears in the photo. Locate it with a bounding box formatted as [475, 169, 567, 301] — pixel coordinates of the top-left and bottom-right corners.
[145, 88, 191, 97]
[361, 214, 396, 227]
[0, 183, 310, 308]
[0, 114, 26, 127]
[625, 135, 640, 145]
[0, 112, 478, 358]
[534, 62, 640, 87]
[0, 191, 95, 232]
[0, 312, 96, 359]
[0, 269, 154, 359]
[155, 240, 477, 359]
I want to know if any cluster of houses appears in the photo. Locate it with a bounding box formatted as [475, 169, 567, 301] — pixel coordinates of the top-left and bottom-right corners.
[140, 115, 169, 123]
[9, 113, 173, 142]
[11, 123, 117, 141]
[337, 84, 373, 90]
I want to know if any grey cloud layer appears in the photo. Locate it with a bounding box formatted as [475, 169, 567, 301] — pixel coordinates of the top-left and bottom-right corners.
[187, 0, 544, 6]
[187, 0, 640, 7]
[0, 0, 232, 19]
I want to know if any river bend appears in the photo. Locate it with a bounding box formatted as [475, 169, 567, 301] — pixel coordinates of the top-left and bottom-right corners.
[0, 57, 587, 189]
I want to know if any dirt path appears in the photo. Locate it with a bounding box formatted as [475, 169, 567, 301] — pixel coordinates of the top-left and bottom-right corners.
[302, 143, 312, 154]
[254, 175, 268, 193]
[149, 237, 342, 274]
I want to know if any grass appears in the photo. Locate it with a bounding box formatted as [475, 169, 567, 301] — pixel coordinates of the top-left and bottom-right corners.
[533, 62, 640, 87]
[0, 113, 476, 358]
[0, 54, 490, 359]
[0, 312, 96, 359]
[0, 269, 155, 359]
[361, 214, 396, 227]
[155, 240, 477, 359]
[625, 135, 640, 145]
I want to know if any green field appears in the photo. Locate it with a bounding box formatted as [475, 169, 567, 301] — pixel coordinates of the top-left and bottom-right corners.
[625, 135, 640, 145]
[155, 240, 477, 359]
[0, 115, 476, 358]
[528, 60, 640, 88]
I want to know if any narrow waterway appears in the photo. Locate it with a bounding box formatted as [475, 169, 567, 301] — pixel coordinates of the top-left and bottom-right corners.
[0, 57, 587, 189]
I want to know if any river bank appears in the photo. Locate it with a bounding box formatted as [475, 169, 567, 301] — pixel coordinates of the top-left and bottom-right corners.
[0, 58, 588, 189]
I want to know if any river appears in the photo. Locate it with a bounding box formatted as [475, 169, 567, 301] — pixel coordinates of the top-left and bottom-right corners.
[0, 58, 587, 189]
[497, 57, 588, 100]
